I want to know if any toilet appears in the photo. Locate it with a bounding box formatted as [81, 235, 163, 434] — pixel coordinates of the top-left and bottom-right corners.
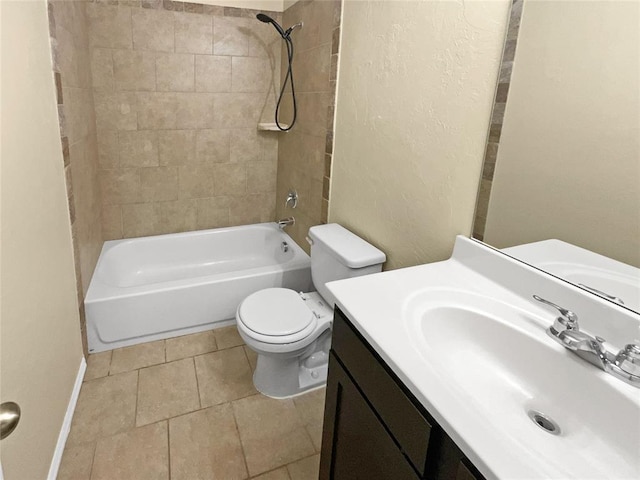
[236, 223, 386, 398]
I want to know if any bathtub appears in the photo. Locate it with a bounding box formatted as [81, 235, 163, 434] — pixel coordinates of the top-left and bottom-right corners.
[85, 223, 312, 353]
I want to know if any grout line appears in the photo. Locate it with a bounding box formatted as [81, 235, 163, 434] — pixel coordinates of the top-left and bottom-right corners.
[164, 404, 205, 423]
[192, 356, 202, 408]
[229, 400, 251, 479]
[107, 349, 114, 376]
[87, 440, 98, 480]
[251, 465, 292, 480]
[133, 368, 140, 427]
[241, 344, 253, 372]
[166, 419, 172, 480]
[106, 350, 113, 378]
[283, 452, 319, 477]
[305, 423, 321, 454]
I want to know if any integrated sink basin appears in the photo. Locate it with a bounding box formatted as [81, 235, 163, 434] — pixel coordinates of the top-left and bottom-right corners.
[327, 236, 640, 479]
[405, 289, 639, 479]
[504, 239, 640, 312]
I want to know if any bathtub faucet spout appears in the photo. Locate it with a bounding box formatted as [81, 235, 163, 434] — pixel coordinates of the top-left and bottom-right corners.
[277, 217, 295, 230]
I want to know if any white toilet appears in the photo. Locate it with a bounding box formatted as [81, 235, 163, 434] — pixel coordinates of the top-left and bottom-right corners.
[236, 223, 386, 398]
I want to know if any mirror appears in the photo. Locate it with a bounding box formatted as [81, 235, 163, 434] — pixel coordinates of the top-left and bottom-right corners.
[473, 0, 640, 314]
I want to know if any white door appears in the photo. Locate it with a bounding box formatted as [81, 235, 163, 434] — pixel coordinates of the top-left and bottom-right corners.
[1, 0, 85, 478]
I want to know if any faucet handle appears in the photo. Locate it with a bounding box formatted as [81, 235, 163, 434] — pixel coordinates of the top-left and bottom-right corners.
[615, 344, 640, 377]
[284, 189, 298, 209]
[533, 295, 579, 330]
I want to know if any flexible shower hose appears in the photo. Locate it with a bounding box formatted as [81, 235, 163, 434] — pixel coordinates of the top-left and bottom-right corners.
[275, 34, 297, 131]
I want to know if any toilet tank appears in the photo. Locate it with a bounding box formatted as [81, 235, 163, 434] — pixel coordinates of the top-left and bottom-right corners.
[308, 224, 386, 307]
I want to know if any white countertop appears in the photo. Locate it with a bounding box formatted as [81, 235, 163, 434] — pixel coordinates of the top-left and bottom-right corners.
[326, 236, 640, 480]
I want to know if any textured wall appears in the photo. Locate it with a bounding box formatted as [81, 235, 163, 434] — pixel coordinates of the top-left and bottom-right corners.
[88, 1, 282, 239]
[484, 0, 640, 267]
[49, 0, 103, 353]
[473, 0, 522, 241]
[1, 1, 84, 477]
[275, 0, 340, 252]
[329, 0, 509, 270]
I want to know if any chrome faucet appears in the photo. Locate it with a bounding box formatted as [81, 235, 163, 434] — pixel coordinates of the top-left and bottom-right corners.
[533, 295, 640, 388]
[285, 189, 298, 209]
[277, 217, 295, 230]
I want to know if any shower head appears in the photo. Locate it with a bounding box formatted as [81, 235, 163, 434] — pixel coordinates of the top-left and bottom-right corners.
[256, 13, 286, 38]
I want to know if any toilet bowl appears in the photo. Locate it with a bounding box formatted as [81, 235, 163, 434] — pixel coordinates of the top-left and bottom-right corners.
[236, 223, 386, 398]
[236, 289, 333, 398]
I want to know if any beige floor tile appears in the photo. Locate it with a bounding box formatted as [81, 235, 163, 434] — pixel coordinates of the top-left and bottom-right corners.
[195, 346, 256, 406]
[305, 422, 323, 453]
[110, 340, 165, 374]
[91, 422, 169, 480]
[57, 442, 95, 480]
[293, 388, 326, 426]
[67, 371, 138, 445]
[287, 454, 320, 480]
[169, 403, 247, 480]
[165, 330, 217, 362]
[215, 324, 244, 349]
[244, 345, 258, 371]
[136, 358, 200, 426]
[84, 351, 112, 381]
[294, 388, 326, 452]
[252, 467, 290, 480]
[233, 394, 315, 476]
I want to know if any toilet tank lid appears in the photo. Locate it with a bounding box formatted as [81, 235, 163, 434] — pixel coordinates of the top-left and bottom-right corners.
[308, 224, 386, 268]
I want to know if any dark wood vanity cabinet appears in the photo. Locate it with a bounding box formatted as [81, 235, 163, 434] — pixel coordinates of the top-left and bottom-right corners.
[320, 307, 484, 480]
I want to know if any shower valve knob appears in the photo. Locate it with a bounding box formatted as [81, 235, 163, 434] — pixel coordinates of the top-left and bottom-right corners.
[285, 189, 298, 208]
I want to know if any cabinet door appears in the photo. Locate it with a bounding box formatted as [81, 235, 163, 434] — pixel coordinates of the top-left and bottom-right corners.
[320, 353, 419, 480]
[456, 461, 481, 480]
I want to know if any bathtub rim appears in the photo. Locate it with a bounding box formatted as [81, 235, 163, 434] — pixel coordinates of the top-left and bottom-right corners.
[85, 222, 310, 302]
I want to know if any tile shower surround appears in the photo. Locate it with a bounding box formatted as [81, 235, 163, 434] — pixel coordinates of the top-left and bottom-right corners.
[47, 0, 340, 351]
[87, 0, 285, 239]
[48, 0, 103, 355]
[275, 0, 341, 253]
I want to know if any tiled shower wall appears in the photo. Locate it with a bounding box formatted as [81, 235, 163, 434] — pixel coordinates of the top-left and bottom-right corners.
[275, 0, 340, 252]
[87, 1, 283, 239]
[49, 0, 103, 354]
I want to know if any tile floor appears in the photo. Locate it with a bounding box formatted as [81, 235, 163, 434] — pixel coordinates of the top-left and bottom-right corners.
[58, 326, 325, 480]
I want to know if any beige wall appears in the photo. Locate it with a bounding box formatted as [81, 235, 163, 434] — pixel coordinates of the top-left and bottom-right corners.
[484, 0, 640, 268]
[0, 0, 84, 477]
[329, 0, 510, 269]
[276, 0, 340, 251]
[50, 0, 103, 353]
[89, 2, 281, 239]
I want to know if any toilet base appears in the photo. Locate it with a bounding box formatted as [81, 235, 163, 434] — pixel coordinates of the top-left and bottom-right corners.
[251, 331, 331, 399]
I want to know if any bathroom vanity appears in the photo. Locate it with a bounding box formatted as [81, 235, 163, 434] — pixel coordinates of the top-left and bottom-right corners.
[319, 237, 640, 479]
[320, 307, 482, 479]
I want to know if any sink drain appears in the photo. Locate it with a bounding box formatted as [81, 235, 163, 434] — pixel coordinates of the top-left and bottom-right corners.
[527, 410, 561, 435]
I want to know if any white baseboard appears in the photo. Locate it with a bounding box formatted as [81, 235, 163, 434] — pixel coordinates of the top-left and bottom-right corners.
[47, 356, 86, 480]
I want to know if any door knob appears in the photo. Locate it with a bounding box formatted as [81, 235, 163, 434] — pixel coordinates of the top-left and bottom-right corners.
[1, 402, 21, 440]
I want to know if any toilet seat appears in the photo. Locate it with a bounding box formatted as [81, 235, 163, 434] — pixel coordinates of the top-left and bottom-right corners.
[237, 288, 317, 344]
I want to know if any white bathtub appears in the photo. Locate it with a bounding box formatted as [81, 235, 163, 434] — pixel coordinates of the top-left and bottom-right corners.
[85, 223, 312, 353]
